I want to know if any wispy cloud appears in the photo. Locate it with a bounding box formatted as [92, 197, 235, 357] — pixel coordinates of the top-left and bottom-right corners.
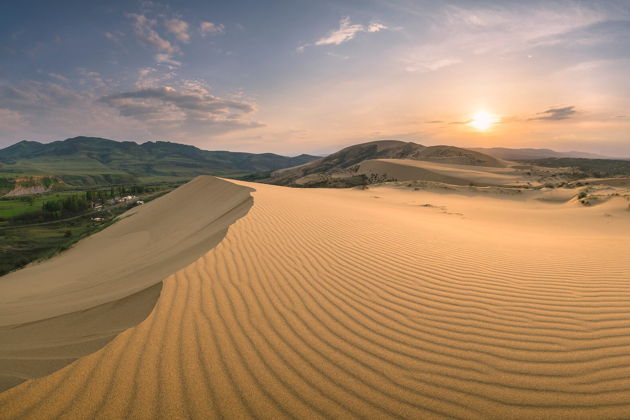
[0, 81, 82, 111]
[315, 17, 365, 46]
[76, 69, 109, 92]
[127, 13, 177, 54]
[47, 73, 68, 82]
[0, 80, 149, 143]
[399, 2, 615, 74]
[298, 17, 387, 52]
[164, 18, 190, 43]
[155, 53, 182, 68]
[440, 3, 608, 43]
[104, 31, 126, 49]
[0, 108, 26, 134]
[404, 57, 461, 73]
[199, 21, 225, 36]
[325, 51, 349, 60]
[367, 22, 387, 33]
[135, 67, 176, 89]
[530, 106, 577, 121]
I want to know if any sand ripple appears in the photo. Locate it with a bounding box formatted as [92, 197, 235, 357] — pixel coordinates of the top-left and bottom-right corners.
[1, 178, 630, 419]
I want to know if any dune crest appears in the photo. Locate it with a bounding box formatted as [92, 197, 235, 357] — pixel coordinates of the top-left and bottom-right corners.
[0, 176, 253, 391]
[1, 180, 630, 419]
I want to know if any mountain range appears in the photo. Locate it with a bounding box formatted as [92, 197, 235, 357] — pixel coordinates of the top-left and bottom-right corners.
[0, 137, 319, 187]
[3, 137, 627, 193]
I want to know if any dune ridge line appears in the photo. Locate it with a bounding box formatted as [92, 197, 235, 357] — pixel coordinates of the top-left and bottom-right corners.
[0, 176, 254, 392]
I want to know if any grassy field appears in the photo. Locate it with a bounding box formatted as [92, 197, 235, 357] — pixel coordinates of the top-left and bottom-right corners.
[0, 192, 76, 219]
[0, 219, 108, 275]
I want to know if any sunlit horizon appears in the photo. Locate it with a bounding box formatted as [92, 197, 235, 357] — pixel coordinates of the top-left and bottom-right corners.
[0, 0, 629, 156]
[468, 111, 500, 131]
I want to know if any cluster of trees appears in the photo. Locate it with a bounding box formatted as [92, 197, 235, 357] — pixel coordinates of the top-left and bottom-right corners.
[0, 178, 14, 190]
[41, 195, 91, 218]
[93, 184, 152, 200]
[10, 184, 158, 224]
[366, 173, 398, 184]
[9, 193, 91, 224]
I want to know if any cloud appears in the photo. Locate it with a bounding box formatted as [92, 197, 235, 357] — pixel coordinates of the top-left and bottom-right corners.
[99, 86, 262, 135]
[325, 51, 349, 60]
[531, 19, 630, 50]
[200, 21, 225, 36]
[155, 53, 182, 67]
[298, 17, 387, 51]
[76, 69, 109, 91]
[404, 57, 461, 73]
[530, 106, 577, 121]
[397, 2, 617, 74]
[104, 31, 126, 48]
[367, 21, 387, 33]
[164, 18, 190, 43]
[440, 4, 608, 43]
[135, 67, 176, 88]
[0, 81, 82, 111]
[127, 13, 177, 54]
[315, 17, 365, 46]
[0, 108, 26, 133]
[0, 80, 155, 146]
[48, 73, 68, 82]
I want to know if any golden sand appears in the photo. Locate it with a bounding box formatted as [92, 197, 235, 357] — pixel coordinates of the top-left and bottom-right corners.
[1, 176, 630, 419]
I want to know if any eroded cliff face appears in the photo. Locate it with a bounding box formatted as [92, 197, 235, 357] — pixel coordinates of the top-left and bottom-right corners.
[2, 176, 62, 197]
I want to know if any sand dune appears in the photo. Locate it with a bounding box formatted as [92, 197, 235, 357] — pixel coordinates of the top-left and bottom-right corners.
[1, 177, 630, 419]
[0, 176, 253, 391]
[357, 159, 531, 186]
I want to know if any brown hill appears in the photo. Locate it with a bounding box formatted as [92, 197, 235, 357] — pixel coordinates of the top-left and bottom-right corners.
[262, 140, 505, 187]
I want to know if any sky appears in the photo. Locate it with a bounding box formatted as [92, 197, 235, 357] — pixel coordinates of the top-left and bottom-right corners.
[0, 0, 629, 156]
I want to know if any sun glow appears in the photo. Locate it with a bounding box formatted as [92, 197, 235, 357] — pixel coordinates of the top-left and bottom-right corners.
[468, 111, 499, 131]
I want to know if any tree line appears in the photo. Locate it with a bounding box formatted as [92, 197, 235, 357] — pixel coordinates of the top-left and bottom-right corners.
[9, 185, 158, 224]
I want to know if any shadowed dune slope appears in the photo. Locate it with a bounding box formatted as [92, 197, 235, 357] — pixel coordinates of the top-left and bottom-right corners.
[0, 176, 253, 391]
[1, 180, 630, 419]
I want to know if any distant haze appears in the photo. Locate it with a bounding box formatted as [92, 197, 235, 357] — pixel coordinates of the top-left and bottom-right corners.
[1, 0, 629, 156]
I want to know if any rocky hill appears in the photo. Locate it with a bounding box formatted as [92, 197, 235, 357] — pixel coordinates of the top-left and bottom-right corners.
[255, 140, 505, 187]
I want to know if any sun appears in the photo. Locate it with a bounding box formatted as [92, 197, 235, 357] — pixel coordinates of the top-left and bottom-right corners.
[468, 111, 499, 131]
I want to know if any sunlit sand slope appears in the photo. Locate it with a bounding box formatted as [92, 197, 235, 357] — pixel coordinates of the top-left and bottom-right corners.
[1, 181, 630, 419]
[0, 176, 253, 391]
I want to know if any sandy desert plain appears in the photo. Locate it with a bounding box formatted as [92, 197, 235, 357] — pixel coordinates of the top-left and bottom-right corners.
[1, 156, 630, 420]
